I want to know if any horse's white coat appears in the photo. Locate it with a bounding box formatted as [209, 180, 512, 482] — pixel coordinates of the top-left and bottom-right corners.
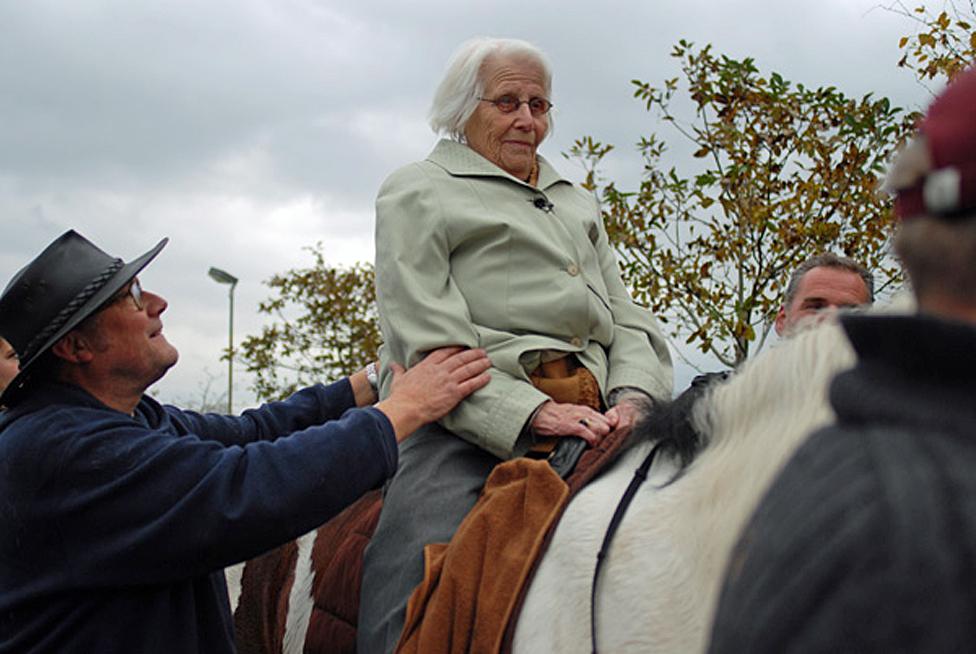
[225, 562, 244, 614]
[282, 530, 318, 654]
[513, 318, 857, 653]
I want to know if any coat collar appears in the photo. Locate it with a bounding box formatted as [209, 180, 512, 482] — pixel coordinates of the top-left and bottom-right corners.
[0, 379, 164, 429]
[831, 313, 976, 431]
[426, 138, 573, 191]
[841, 313, 976, 383]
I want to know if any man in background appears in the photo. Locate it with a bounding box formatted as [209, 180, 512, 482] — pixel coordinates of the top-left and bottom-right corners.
[774, 252, 874, 336]
[709, 66, 976, 653]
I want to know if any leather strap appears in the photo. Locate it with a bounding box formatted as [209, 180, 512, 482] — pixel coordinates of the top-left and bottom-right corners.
[589, 441, 664, 653]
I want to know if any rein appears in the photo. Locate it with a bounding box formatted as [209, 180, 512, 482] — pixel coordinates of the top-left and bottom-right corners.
[589, 440, 666, 654]
[587, 372, 727, 652]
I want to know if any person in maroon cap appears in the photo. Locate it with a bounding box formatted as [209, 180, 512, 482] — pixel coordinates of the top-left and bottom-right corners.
[708, 65, 976, 653]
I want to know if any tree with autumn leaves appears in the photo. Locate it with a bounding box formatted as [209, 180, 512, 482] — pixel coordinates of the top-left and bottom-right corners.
[570, 41, 915, 367]
[893, 0, 975, 83]
[236, 245, 380, 400]
[238, 9, 975, 398]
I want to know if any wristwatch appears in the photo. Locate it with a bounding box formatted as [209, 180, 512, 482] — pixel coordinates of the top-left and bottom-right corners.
[366, 361, 379, 393]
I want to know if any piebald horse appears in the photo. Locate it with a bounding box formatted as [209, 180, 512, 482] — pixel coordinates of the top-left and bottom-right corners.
[230, 310, 871, 653]
[513, 315, 859, 652]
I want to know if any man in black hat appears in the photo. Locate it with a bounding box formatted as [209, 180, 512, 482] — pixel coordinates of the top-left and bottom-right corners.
[708, 66, 976, 653]
[0, 230, 491, 653]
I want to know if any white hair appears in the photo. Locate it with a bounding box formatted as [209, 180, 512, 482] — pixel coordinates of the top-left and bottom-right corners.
[428, 37, 554, 142]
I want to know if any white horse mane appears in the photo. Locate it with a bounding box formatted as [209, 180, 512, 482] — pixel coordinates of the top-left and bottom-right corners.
[682, 318, 856, 639]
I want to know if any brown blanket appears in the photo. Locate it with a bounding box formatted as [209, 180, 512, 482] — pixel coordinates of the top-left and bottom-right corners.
[306, 489, 384, 651]
[396, 459, 569, 653]
[234, 539, 299, 654]
[395, 425, 633, 654]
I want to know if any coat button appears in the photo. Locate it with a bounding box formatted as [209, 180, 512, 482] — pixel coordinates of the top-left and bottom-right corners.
[567, 263, 580, 276]
[570, 336, 583, 348]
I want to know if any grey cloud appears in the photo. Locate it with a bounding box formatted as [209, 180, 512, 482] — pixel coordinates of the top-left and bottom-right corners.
[0, 0, 932, 406]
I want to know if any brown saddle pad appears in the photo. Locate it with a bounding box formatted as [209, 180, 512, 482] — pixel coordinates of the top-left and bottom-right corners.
[233, 489, 383, 654]
[306, 489, 383, 651]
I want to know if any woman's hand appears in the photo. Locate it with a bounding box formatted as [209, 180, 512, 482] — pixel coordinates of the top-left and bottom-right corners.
[530, 401, 616, 447]
[376, 347, 492, 442]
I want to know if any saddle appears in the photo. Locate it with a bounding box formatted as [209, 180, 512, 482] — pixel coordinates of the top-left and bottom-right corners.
[397, 422, 633, 653]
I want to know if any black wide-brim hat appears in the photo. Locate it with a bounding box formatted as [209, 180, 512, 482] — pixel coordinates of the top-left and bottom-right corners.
[0, 230, 168, 406]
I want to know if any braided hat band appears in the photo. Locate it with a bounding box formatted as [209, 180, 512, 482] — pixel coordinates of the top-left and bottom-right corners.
[20, 259, 124, 362]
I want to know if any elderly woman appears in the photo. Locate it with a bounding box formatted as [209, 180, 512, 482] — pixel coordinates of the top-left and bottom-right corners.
[359, 37, 672, 652]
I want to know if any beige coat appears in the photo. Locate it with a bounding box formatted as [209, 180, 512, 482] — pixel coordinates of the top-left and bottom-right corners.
[375, 139, 672, 459]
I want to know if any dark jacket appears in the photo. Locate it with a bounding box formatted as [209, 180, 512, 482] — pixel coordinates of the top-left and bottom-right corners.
[708, 313, 976, 653]
[0, 379, 397, 653]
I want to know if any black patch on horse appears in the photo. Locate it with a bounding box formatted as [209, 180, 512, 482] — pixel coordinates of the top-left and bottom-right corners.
[625, 371, 731, 473]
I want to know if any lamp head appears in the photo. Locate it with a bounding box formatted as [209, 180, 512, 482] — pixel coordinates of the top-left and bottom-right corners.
[208, 267, 238, 286]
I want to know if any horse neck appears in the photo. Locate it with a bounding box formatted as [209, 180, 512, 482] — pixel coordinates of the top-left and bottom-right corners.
[682, 320, 856, 618]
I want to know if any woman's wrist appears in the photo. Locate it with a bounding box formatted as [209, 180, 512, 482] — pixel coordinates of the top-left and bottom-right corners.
[608, 386, 654, 411]
[521, 400, 550, 441]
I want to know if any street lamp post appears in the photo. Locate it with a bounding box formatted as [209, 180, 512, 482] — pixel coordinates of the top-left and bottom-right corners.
[208, 267, 238, 414]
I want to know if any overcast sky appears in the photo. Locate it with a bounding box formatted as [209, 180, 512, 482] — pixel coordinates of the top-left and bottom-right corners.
[0, 0, 935, 409]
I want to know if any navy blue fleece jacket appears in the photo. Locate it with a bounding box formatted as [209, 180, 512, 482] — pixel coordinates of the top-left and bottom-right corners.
[0, 379, 396, 653]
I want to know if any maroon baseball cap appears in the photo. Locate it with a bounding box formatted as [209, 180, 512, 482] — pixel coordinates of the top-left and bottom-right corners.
[894, 65, 976, 219]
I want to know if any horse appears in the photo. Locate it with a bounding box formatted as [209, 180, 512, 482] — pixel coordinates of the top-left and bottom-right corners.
[229, 311, 868, 653]
[512, 315, 858, 652]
